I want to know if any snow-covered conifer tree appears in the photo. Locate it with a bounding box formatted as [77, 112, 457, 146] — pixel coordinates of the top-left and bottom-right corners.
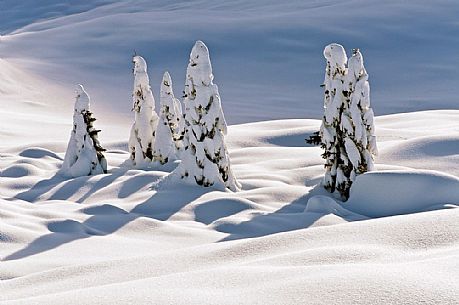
[128, 55, 159, 167]
[153, 71, 184, 164]
[319, 44, 377, 200]
[179, 41, 240, 191]
[61, 84, 107, 177]
[320, 43, 348, 197]
[342, 48, 378, 175]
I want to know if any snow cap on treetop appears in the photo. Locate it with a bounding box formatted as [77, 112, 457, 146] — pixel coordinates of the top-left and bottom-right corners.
[75, 84, 89, 112]
[161, 71, 173, 97]
[323, 43, 347, 68]
[132, 55, 148, 75]
[188, 40, 213, 85]
[347, 48, 366, 80]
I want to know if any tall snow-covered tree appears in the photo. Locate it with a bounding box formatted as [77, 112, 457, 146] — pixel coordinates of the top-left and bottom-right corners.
[61, 84, 107, 177]
[319, 44, 377, 200]
[153, 71, 185, 164]
[179, 40, 240, 191]
[128, 55, 159, 167]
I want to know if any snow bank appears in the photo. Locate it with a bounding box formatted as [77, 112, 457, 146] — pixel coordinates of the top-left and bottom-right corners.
[345, 170, 459, 218]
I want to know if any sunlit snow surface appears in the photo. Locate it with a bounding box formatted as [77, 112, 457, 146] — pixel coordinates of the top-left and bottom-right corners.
[1, 1, 459, 304]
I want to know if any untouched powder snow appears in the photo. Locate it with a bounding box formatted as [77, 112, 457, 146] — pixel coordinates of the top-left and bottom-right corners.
[345, 170, 459, 218]
[1, 108, 459, 304]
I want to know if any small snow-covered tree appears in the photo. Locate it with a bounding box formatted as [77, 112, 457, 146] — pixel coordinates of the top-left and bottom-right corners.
[153, 71, 185, 164]
[319, 44, 377, 200]
[179, 40, 240, 191]
[320, 43, 348, 198]
[61, 84, 107, 177]
[128, 55, 159, 167]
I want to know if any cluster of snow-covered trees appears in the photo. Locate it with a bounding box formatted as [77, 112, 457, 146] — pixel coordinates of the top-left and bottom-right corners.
[319, 43, 377, 200]
[61, 41, 240, 191]
[60, 40, 377, 198]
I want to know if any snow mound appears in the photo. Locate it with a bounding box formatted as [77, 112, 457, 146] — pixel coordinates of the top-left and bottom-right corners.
[19, 147, 62, 160]
[346, 170, 459, 218]
[305, 195, 367, 221]
[1, 163, 43, 178]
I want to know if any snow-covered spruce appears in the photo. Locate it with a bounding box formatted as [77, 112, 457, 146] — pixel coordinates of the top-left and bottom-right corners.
[60, 85, 107, 177]
[128, 55, 159, 167]
[153, 71, 185, 164]
[179, 41, 240, 191]
[319, 45, 377, 200]
[319, 43, 348, 198]
[343, 48, 378, 175]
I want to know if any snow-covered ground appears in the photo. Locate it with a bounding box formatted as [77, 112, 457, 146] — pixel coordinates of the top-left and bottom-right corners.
[1, 110, 459, 304]
[1, 1, 459, 304]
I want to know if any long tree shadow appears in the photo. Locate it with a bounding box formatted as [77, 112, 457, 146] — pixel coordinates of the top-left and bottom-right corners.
[3, 178, 207, 261]
[76, 170, 128, 202]
[15, 174, 68, 202]
[215, 184, 332, 241]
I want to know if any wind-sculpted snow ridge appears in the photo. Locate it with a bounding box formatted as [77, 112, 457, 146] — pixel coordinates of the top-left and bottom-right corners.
[1, 109, 459, 304]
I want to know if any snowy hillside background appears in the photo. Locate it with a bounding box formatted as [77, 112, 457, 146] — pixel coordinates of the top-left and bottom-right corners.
[1, 1, 458, 304]
[2, 0, 459, 124]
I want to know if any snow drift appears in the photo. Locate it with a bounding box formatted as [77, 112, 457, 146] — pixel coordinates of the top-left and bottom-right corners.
[346, 170, 459, 218]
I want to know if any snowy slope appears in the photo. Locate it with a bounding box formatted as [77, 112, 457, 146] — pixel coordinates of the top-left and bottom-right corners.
[1, 0, 459, 123]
